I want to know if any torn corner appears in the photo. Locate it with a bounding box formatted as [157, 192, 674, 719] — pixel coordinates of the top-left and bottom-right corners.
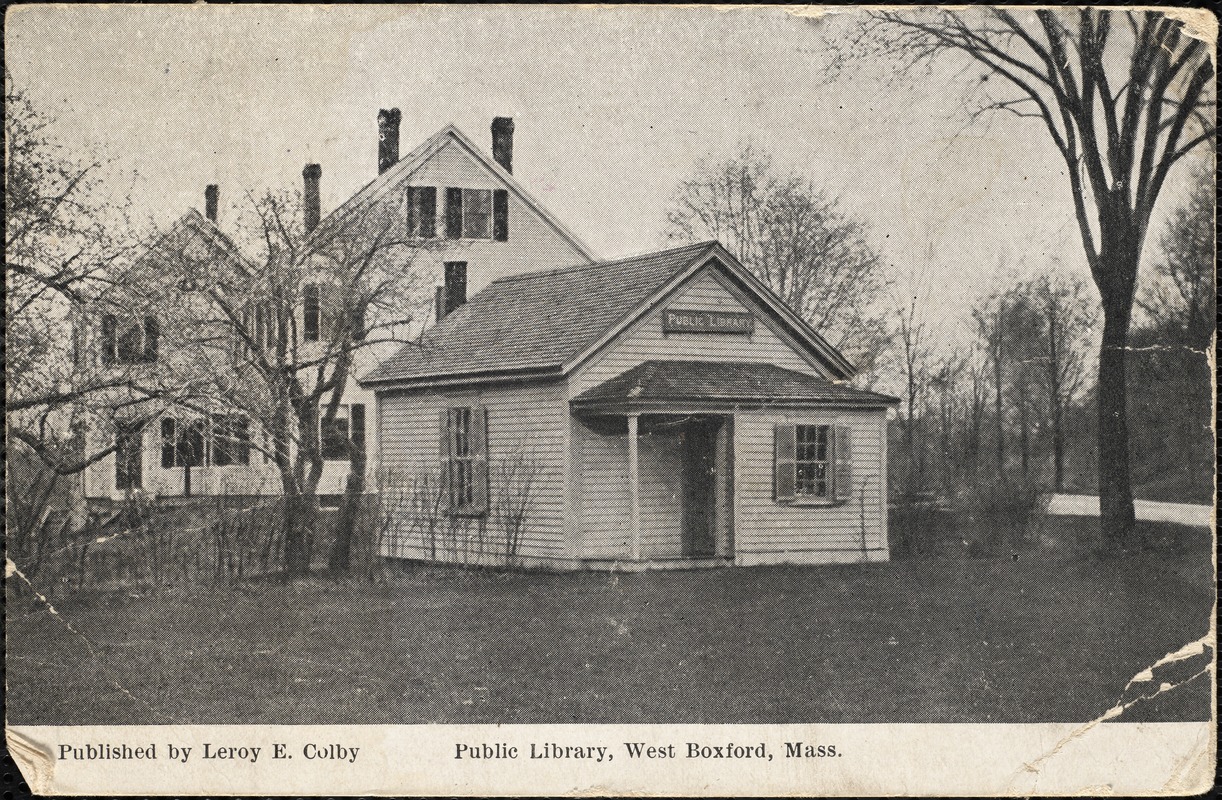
[6, 728, 55, 795]
[1163, 8, 1220, 49]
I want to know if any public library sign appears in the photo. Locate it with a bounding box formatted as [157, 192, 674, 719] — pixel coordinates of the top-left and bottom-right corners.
[662, 307, 754, 334]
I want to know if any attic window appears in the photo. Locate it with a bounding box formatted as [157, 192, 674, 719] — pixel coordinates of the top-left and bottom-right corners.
[445, 188, 509, 241]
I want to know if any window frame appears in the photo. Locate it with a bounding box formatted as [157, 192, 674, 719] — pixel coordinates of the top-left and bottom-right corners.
[441, 406, 488, 517]
[319, 403, 365, 462]
[774, 422, 852, 506]
[461, 188, 492, 240]
[114, 419, 144, 491]
[406, 186, 437, 239]
[794, 424, 832, 500]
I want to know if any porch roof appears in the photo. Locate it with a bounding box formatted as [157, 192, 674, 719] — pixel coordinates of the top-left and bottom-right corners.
[570, 360, 900, 411]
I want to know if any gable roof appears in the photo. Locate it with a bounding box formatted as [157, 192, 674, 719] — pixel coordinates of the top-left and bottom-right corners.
[310, 123, 597, 262]
[571, 361, 899, 409]
[362, 240, 857, 388]
[140, 208, 255, 279]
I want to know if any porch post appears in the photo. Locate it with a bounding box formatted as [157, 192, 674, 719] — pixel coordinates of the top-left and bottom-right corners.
[627, 413, 641, 561]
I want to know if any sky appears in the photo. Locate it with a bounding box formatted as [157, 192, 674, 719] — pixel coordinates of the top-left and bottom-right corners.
[6, 5, 1209, 354]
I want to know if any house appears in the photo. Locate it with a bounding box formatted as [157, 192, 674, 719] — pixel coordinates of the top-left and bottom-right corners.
[83, 112, 597, 503]
[363, 240, 899, 570]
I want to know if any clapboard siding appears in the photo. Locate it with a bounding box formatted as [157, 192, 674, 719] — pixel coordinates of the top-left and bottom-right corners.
[735, 410, 887, 554]
[378, 380, 568, 562]
[570, 269, 826, 396]
[578, 419, 630, 558]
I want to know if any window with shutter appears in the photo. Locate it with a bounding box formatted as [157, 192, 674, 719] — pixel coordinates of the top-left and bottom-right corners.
[212, 415, 251, 467]
[303, 284, 320, 342]
[462, 189, 492, 239]
[351, 302, 366, 342]
[443, 261, 467, 316]
[116, 320, 143, 362]
[320, 407, 350, 461]
[350, 404, 366, 458]
[776, 423, 843, 503]
[492, 189, 509, 241]
[441, 406, 488, 516]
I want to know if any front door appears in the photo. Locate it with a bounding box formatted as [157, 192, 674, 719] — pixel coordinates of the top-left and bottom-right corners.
[681, 418, 720, 557]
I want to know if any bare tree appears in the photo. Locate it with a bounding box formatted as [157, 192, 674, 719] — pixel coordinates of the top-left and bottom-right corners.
[152, 186, 433, 577]
[1030, 274, 1096, 492]
[893, 278, 931, 493]
[666, 144, 894, 377]
[5, 82, 169, 480]
[854, 8, 1215, 551]
[1137, 162, 1216, 349]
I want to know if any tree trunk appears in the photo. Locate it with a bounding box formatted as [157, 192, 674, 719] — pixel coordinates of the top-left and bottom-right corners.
[282, 491, 313, 578]
[1097, 290, 1138, 554]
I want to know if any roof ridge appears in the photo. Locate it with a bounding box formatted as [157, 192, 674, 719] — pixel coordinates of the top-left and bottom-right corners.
[487, 240, 719, 286]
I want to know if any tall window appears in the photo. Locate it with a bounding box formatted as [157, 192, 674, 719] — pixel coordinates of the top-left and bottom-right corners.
[101, 315, 159, 364]
[462, 188, 492, 239]
[303, 284, 320, 342]
[114, 419, 144, 490]
[795, 425, 831, 499]
[321, 404, 365, 461]
[407, 186, 437, 238]
[440, 407, 487, 515]
[774, 424, 853, 503]
[443, 261, 467, 317]
[160, 418, 207, 468]
[211, 415, 251, 467]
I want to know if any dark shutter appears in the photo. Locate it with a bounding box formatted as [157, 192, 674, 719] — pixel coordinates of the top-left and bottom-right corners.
[303, 284, 320, 342]
[234, 417, 250, 465]
[445, 188, 463, 239]
[142, 316, 159, 362]
[833, 425, 853, 502]
[493, 189, 509, 241]
[351, 302, 366, 342]
[774, 424, 796, 502]
[438, 409, 452, 511]
[350, 404, 366, 460]
[161, 418, 176, 468]
[420, 187, 437, 238]
[101, 315, 117, 364]
[470, 407, 488, 515]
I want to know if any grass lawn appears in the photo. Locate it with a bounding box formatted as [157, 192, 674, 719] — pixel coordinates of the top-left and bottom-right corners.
[6, 521, 1213, 725]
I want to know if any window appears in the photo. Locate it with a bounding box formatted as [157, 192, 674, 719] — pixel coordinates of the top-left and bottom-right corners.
[407, 186, 437, 238]
[444, 187, 509, 240]
[320, 404, 365, 462]
[160, 418, 206, 468]
[795, 425, 831, 498]
[211, 415, 251, 467]
[114, 419, 144, 490]
[101, 315, 159, 364]
[774, 424, 853, 503]
[440, 407, 488, 515]
[303, 284, 320, 342]
[443, 261, 467, 317]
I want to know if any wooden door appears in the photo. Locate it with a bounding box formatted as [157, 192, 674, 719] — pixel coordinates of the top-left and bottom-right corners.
[681, 418, 719, 557]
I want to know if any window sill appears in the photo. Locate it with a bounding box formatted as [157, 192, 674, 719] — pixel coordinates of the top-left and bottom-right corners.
[447, 508, 488, 519]
[776, 499, 848, 508]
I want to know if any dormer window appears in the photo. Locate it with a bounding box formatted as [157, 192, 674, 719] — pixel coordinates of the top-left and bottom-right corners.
[445, 187, 509, 241]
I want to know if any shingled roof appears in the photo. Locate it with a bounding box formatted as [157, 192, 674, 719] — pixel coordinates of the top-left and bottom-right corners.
[571, 360, 899, 409]
[363, 241, 722, 385]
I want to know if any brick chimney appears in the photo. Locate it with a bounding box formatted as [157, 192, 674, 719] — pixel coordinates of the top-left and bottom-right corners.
[302, 164, 321, 233]
[377, 108, 401, 175]
[492, 117, 514, 173]
[204, 185, 219, 223]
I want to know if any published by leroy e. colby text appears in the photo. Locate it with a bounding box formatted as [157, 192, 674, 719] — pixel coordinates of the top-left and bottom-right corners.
[55, 740, 841, 767]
